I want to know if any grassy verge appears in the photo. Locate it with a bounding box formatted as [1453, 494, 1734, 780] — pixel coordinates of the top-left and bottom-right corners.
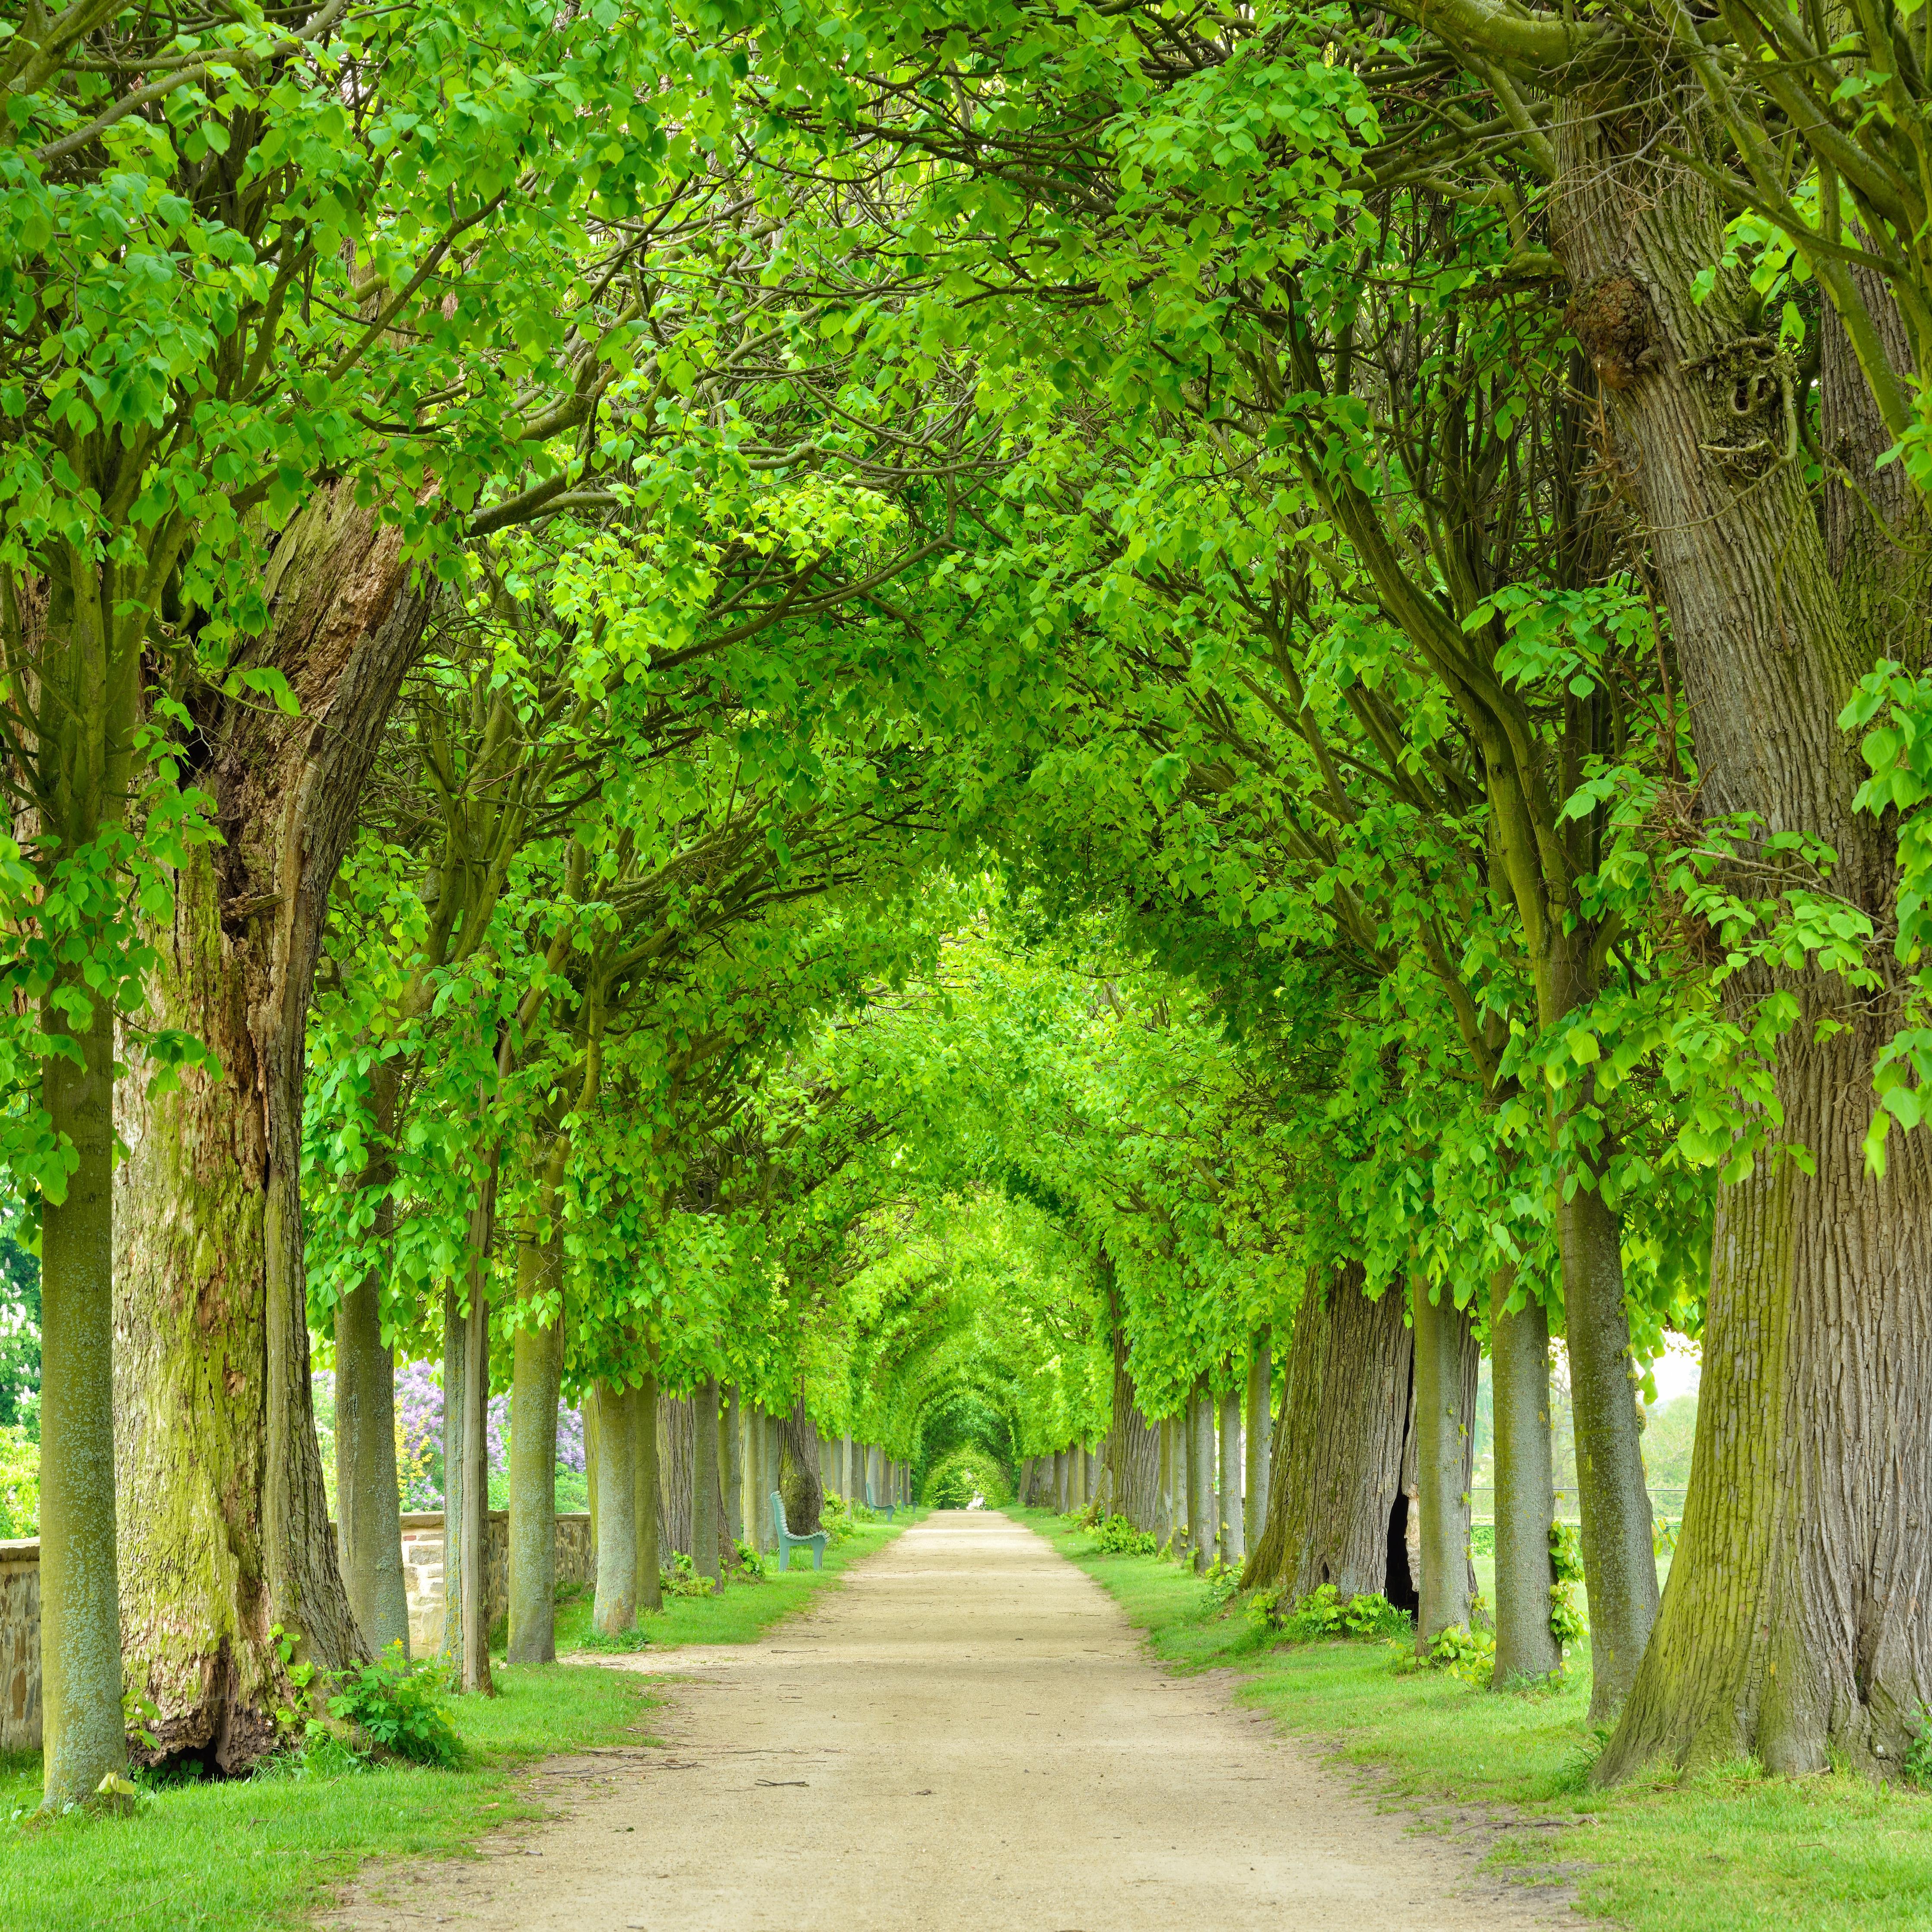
[1012, 1507, 1932, 1932]
[1, 1509, 918, 1932]
[546, 1509, 922, 1657]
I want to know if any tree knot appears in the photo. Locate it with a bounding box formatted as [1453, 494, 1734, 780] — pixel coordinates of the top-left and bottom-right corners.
[1684, 334, 1799, 474]
[1566, 275, 1663, 391]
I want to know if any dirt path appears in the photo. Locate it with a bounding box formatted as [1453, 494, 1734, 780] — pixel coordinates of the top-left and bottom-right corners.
[329, 1511, 1564, 1931]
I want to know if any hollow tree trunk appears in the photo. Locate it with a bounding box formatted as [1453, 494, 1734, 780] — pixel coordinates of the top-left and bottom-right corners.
[591, 1383, 637, 1635]
[1412, 1280, 1477, 1649]
[636, 1372, 662, 1612]
[1243, 1336, 1271, 1551]
[1217, 1382, 1243, 1565]
[693, 1377, 721, 1582]
[1490, 1270, 1561, 1685]
[334, 1061, 407, 1661]
[1242, 1264, 1412, 1603]
[39, 998, 124, 1805]
[506, 1250, 564, 1665]
[114, 483, 430, 1768]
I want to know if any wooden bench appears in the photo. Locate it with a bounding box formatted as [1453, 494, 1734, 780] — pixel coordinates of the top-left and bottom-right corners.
[865, 1483, 896, 1523]
[770, 1491, 827, 1571]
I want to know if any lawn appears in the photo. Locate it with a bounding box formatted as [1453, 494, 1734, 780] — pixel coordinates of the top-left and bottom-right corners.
[0, 1511, 917, 1932]
[1013, 1506, 1932, 1932]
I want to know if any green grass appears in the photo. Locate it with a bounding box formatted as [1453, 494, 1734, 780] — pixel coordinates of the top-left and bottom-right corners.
[1, 1509, 919, 1932]
[545, 1509, 921, 1657]
[1012, 1507, 1932, 1932]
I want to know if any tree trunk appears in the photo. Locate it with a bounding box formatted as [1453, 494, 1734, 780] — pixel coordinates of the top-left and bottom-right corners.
[1544, 93, 1932, 1776]
[113, 482, 431, 1767]
[1242, 1264, 1413, 1606]
[1412, 1281, 1476, 1649]
[1189, 1378, 1215, 1573]
[780, 1396, 824, 1532]
[1490, 1271, 1562, 1685]
[725, 1387, 745, 1543]
[506, 1290, 564, 1666]
[440, 1290, 468, 1670]
[1157, 1417, 1176, 1548]
[38, 998, 124, 1805]
[591, 1383, 637, 1635]
[636, 1372, 661, 1613]
[693, 1377, 721, 1583]
[333, 1062, 407, 1662]
[1217, 1382, 1243, 1565]
[459, 1281, 491, 1694]
[657, 1392, 694, 1557]
[1243, 1336, 1271, 1551]
[1105, 1325, 1161, 1529]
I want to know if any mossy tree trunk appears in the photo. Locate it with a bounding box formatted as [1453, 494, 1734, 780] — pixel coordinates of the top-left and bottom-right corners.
[725, 1387, 745, 1543]
[1242, 1264, 1412, 1604]
[1545, 95, 1932, 1769]
[114, 483, 430, 1770]
[1490, 1271, 1561, 1685]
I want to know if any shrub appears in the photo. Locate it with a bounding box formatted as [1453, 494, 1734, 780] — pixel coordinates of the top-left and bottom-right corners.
[0, 1425, 36, 1538]
[327, 1643, 464, 1767]
[1092, 1513, 1157, 1556]
[660, 1551, 717, 1596]
[1904, 1709, 1932, 1791]
[1418, 1621, 1497, 1687]
[1271, 1583, 1412, 1643]
[1549, 1521, 1587, 1650]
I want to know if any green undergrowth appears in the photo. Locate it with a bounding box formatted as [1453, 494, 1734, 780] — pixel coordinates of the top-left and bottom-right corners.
[1012, 1507, 1932, 1932]
[1, 1511, 918, 1932]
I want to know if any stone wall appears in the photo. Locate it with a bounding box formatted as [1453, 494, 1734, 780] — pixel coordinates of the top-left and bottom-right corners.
[0, 1512, 594, 1754]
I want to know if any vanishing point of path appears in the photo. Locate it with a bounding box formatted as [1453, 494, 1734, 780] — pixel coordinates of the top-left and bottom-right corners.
[331, 1512, 1564, 1931]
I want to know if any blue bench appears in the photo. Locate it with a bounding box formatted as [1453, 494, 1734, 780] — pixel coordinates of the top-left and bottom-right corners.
[771, 1490, 827, 1570]
[865, 1483, 896, 1523]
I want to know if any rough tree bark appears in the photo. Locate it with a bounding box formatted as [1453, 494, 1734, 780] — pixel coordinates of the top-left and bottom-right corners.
[657, 1392, 694, 1557]
[114, 483, 432, 1769]
[1104, 1319, 1162, 1530]
[1545, 97, 1932, 1773]
[780, 1396, 824, 1532]
[1490, 1271, 1562, 1684]
[1242, 1264, 1413, 1604]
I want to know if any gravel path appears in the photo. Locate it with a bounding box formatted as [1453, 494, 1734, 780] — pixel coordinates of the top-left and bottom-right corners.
[329, 1509, 1564, 1930]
